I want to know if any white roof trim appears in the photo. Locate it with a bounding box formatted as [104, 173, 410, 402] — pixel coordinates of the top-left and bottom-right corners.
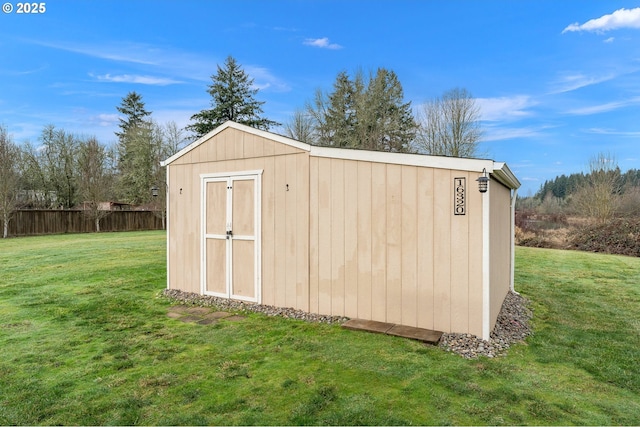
[162, 121, 520, 189]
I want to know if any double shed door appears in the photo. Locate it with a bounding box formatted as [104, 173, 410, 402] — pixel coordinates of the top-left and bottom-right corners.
[202, 172, 261, 303]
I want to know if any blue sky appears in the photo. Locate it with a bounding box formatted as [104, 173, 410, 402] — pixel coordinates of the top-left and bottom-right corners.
[2, 1, 640, 195]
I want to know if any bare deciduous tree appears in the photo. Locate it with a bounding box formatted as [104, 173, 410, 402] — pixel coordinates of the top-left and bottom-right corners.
[78, 137, 114, 232]
[284, 109, 315, 143]
[571, 152, 621, 223]
[0, 125, 21, 238]
[415, 87, 483, 158]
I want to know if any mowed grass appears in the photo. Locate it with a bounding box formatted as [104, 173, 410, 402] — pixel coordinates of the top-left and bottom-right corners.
[0, 232, 639, 425]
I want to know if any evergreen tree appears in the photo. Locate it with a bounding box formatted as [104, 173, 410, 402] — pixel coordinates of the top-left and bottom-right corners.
[305, 68, 416, 152]
[115, 92, 157, 204]
[187, 56, 279, 138]
[358, 68, 416, 152]
[115, 91, 151, 143]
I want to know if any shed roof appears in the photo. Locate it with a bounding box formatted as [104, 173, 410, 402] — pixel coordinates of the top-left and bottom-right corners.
[163, 121, 520, 190]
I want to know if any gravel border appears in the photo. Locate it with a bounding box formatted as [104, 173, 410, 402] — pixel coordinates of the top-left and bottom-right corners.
[161, 289, 349, 324]
[161, 289, 532, 359]
[438, 291, 533, 358]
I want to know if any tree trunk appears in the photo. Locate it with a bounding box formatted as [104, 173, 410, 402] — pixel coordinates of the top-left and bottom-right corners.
[3, 211, 8, 238]
[95, 217, 101, 232]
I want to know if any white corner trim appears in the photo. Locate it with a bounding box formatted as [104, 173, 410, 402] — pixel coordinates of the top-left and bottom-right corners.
[482, 185, 491, 340]
[510, 188, 519, 295]
[165, 166, 170, 290]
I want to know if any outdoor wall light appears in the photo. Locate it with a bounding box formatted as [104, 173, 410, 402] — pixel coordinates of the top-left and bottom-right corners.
[476, 168, 489, 193]
[151, 186, 159, 197]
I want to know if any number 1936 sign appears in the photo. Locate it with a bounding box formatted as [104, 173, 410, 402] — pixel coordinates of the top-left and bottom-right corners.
[454, 177, 466, 215]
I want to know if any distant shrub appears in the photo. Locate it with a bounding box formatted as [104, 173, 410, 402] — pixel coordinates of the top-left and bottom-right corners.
[569, 218, 640, 257]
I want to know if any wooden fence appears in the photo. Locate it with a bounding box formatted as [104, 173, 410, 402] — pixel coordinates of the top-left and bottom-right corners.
[3, 210, 164, 237]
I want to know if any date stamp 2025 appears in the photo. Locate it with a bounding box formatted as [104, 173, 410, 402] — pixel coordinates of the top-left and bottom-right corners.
[3, 2, 47, 14]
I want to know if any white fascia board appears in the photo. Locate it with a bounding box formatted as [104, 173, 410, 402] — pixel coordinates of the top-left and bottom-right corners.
[310, 145, 495, 174]
[161, 121, 311, 166]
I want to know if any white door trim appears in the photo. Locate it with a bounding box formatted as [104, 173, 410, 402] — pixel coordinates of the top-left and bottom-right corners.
[200, 170, 263, 303]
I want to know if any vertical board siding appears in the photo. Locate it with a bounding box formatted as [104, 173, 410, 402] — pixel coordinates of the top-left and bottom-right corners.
[309, 158, 320, 314]
[356, 161, 372, 320]
[432, 169, 452, 332]
[450, 172, 470, 333]
[317, 157, 333, 315]
[416, 167, 435, 330]
[330, 158, 345, 316]
[307, 160, 485, 333]
[385, 164, 402, 324]
[167, 126, 506, 336]
[370, 162, 387, 321]
[401, 166, 418, 327]
[343, 161, 359, 318]
[167, 127, 309, 311]
[489, 181, 512, 329]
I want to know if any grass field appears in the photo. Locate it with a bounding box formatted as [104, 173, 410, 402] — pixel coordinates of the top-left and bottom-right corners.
[1, 231, 639, 425]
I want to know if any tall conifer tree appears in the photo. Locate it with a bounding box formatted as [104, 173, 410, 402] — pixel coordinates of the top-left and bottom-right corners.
[187, 56, 279, 139]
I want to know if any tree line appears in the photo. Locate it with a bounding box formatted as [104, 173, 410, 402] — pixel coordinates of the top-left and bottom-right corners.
[519, 153, 640, 223]
[1, 55, 483, 238]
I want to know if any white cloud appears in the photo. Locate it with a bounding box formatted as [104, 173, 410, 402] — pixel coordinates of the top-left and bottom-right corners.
[245, 66, 291, 92]
[549, 72, 616, 94]
[476, 95, 536, 122]
[604, 37, 615, 43]
[563, 7, 640, 33]
[90, 113, 120, 127]
[565, 96, 640, 115]
[586, 127, 640, 136]
[303, 37, 342, 49]
[482, 125, 546, 142]
[93, 73, 182, 85]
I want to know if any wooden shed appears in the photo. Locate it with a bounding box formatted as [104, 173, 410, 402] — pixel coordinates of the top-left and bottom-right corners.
[161, 121, 520, 340]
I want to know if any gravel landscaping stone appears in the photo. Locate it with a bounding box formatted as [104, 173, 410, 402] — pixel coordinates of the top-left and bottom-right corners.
[162, 288, 532, 359]
[162, 289, 350, 324]
[438, 291, 533, 359]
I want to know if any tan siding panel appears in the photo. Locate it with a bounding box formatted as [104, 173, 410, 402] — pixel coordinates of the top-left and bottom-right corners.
[309, 157, 320, 314]
[490, 181, 511, 329]
[450, 173, 470, 333]
[261, 156, 276, 306]
[344, 160, 359, 318]
[416, 167, 435, 329]
[273, 155, 287, 307]
[385, 164, 402, 324]
[356, 161, 372, 320]
[370, 162, 387, 322]
[285, 154, 297, 308]
[331, 158, 345, 316]
[433, 169, 451, 332]
[296, 154, 310, 311]
[317, 157, 332, 315]
[401, 166, 418, 327]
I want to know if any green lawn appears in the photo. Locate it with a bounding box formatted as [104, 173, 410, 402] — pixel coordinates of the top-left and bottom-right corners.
[0, 231, 639, 425]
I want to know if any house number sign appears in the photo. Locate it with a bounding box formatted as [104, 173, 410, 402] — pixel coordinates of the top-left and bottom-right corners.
[454, 177, 465, 215]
